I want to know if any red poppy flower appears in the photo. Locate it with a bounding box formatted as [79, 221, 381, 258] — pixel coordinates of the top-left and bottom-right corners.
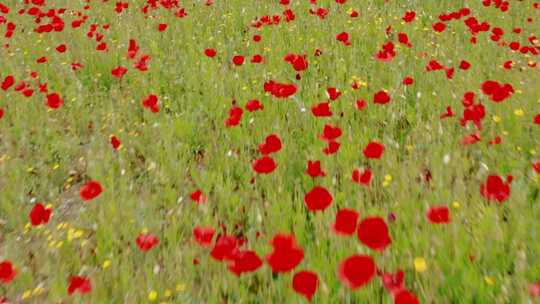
[111, 66, 128, 78]
[447, 66, 457, 79]
[460, 103, 485, 129]
[258, 134, 282, 155]
[127, 39, 139, 59]
[481, 80, 500, 95]
[46, 93, 64, 109]
[356, 99, 367, 110]
[225, 106, 243, 127]
[304, 186, 333, 212]
[305, 160, 326, 178]
[311, 102, 332, 117]
[245, 99, 263, 112]
[426, 60, 445, 71]
[292, 270, 319, 301]
[433, 22, 446, 32]
[375, 42, 396, 61]
[67, 276, 92, 295]
[1, 75, 14, 91]
[204, 48, 217, 57]
[157, 23, 167, 32]
[533, 113, 540, 125]
[352, 168, 372, 186]
[0, 261, 16, 284]
[190, 189, 208, 204]
[502, 60, 513, 69]
[381, 270, 404, 293]
[252, 156, 277, 174]
[110, 135, 121, 150]
[530, 282, 540, 297]
[357, 216, 392, 251]
[338, 255, 376, 289]
[398, 33, 411, 47]
[211, 234, 238, 261]
[193, 226, 215, 247]
[402, 11, 416, 23]
[402, 76, 414, 85]
[136, 233, 160, 252]
[336, 31, 351, 45]
[363, 141, 385, 159]
[96, 42, 108, 51]
[284, 53, 308, 72]
[134, 54, 151, 71]
[56, 44, 67, 53]
[463, 92, 475, 106]
[266, 233, 304, 273]
[79, 180, 103, 201]
[488, 136, 502, 145]
[326, 87, 341, 101]
[142, 94, 160, 113]
[459, 60, 471, 70]
[21, 89, 33, 97]
[481, 80, 514, 102]
[426, 205, 450, 224]
[480, 175, 511, 203]
[232, 55, 244, 66]
[332, 209, 359, 235]
[394, 289, 419, 304]
[323, 140, 341, 155]
[264, 80, 297, 98]
[373, 90, 391, 104]
[227, 250, 263, 276]
[533, 162, 540, 174]
[251, 54, 264, 63]
[320, 124, 342, 141]
[29, 203, 52, 226]
[175, 8, 187, 17]
[461, 132, 481, 145]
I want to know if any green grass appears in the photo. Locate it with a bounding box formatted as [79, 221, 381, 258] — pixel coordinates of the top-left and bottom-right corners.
[1, 0, 540, 303]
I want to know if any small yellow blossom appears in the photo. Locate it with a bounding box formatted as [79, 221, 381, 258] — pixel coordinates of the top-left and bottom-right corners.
[414, 257, 427, 272]
[22, 290, 32, 300]
[148, 290, 158, 301]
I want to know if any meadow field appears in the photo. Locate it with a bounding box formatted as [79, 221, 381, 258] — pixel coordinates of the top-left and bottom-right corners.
[1, 0, 540, 303]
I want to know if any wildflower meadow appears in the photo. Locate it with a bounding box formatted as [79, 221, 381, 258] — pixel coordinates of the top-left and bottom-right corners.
[1, 0, 540, 303]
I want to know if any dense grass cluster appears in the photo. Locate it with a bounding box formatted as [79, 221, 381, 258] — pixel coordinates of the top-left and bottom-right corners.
[1, 0, 540, 303]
